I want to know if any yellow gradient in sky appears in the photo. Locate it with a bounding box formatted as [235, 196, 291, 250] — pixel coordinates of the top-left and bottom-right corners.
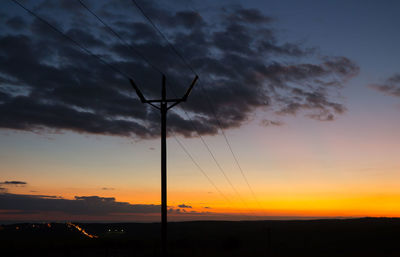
[1, 103, 400, 220]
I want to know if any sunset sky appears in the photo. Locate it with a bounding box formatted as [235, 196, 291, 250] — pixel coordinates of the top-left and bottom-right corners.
[1, 0, 400, 222]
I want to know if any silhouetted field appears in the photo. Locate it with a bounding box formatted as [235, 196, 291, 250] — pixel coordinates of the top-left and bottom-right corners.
[1, 218, 400, 256]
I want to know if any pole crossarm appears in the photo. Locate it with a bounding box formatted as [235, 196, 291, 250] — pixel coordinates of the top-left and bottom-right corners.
[147, 98, 183, 103]
[129, 75, 198, 108]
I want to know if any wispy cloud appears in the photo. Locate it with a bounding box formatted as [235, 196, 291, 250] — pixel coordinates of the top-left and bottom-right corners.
[178, 204, 192, 208]
[101, 187, 115, 191]
[370, 74, 400, 97]
[260, 119, 284, 127]
[0, 181, 27, 186]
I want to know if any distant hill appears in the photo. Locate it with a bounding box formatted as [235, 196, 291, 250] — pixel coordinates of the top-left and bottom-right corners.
[1, 218, 400, 256]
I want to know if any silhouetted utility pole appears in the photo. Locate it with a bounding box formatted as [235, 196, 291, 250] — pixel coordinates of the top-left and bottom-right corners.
[130, 74, 198, 257]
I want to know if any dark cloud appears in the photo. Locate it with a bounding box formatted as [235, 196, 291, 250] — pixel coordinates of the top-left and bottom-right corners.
[178, 204, 192, 208]
[168, 207, 203, 214]
[65, 28, 106, 48]
[257, 41, 313, 57]
[101, 187, 115, 190]
[0, 1, 359, 138]
[0, 181, 27, 186]
[0, 210, 37, 215]
[260, 119, 283, 127]
[225, 7, 273, 24]
[174, 11, 205, 28]
[275, 87, 347, 121]
[370, 74, 400, 97]
[5, 16, 27, 30]
[0, 193, 161, 215]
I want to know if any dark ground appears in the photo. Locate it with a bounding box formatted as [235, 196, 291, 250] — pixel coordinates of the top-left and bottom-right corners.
[1, 218, 400, 256]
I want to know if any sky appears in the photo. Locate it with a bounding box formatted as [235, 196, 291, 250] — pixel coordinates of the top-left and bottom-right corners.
[1, 0, 400, 222]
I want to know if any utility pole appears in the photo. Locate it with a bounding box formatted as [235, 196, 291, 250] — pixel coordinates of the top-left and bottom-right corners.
[130, 74, 198, 257]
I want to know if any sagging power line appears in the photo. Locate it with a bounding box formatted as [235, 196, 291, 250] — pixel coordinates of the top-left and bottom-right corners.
[171, 134, 232, 204]
[131, 0, 261, 207]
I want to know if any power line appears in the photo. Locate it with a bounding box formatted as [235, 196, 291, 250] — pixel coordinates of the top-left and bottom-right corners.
[10, 0, 132, 81]
[77, 0, 164, 75]
[149, 107, 235, 207]
[179, 3, 262, 205]
[130, 0, 259, 207]
[76, 0, 233, 206]
[165, 81, 248, 207]
[221, 130, 261, 206]
[198, 84, 262, 207]
[148, 83, 252, 214]
[130, 0, 246, 204]
[171, 133, 232, 204]
[175, 132, 262, 221]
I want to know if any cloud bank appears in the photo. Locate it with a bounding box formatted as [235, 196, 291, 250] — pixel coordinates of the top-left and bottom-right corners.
[0, 192, 209, 220]
[0, 193, 160, 215]
[0, 0, 359, 138]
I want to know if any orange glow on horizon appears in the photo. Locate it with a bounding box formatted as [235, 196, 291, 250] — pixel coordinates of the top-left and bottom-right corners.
[5, 185, 400, 219]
